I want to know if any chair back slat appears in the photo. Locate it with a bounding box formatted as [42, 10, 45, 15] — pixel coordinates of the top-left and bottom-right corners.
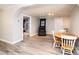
[69, 39, 71, 47]
[61, 35, 77, 49]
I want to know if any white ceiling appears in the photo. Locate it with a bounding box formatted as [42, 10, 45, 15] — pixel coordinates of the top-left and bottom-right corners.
[0, 4, 76, 17]
[22, 4, 76, 17]
[0, 4, 16, 9]
[0, 4, 33, 10]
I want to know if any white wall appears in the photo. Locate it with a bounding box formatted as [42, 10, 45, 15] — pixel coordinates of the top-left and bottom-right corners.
[0, 9, 15, 43]
[46, 17, 54, 34]
[46, 17, 70, 33]
[0, 10, 3, 37]
[30, 16, 39, 36]
[54, 17, 70, 32]
[63, 17, 70, 29]
[0, 5, 32, 44]
[54, 17, 64, 32]
[70, 6, 79, 36]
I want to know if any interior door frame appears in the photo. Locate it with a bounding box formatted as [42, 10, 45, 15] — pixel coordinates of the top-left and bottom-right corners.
[23, 15, 31, 36]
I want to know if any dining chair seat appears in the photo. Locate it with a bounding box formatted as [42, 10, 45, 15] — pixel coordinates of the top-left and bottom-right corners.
[62, 44, 73, 50]
[54, 37, 61, 42]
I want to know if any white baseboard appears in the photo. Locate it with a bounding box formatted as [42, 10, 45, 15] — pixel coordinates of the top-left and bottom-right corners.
[11, 39, 23, 44]
[30, 33, 52, 37]
[0, 33, 52, 44]
[30, 33, 38, 37]
[47, 33, 52, 35]
[0, 38, 23, 44]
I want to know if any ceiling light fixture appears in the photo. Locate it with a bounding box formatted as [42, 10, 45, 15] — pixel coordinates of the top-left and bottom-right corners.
[48, 13, 51, 16]
[48, 12, 54, 16]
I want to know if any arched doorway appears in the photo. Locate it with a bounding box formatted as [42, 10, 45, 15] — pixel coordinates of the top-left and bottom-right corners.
[14, 5, 33, 41]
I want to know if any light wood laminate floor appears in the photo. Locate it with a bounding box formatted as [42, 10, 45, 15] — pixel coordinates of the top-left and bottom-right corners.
[0, 34, 78, 55]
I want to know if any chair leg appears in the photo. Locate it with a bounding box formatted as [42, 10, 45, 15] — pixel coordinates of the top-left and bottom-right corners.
[63, 50, 65, 55]
[52, 41, 54, 46]
[62, 49, 65, 55]
[53, 42, 56, 48]
[70, 50, 73, 55]
[61, 47, 63, 53]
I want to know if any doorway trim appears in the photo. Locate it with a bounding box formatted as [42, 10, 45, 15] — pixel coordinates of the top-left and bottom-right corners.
[23, 15, 31, 37]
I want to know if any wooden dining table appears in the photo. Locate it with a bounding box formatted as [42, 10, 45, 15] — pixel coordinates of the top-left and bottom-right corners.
[55, 32, 77, 39]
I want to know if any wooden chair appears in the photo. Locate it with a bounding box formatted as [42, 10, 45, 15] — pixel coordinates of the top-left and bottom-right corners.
[52, 31, 61, 48]
[61, 35, 77, 55]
